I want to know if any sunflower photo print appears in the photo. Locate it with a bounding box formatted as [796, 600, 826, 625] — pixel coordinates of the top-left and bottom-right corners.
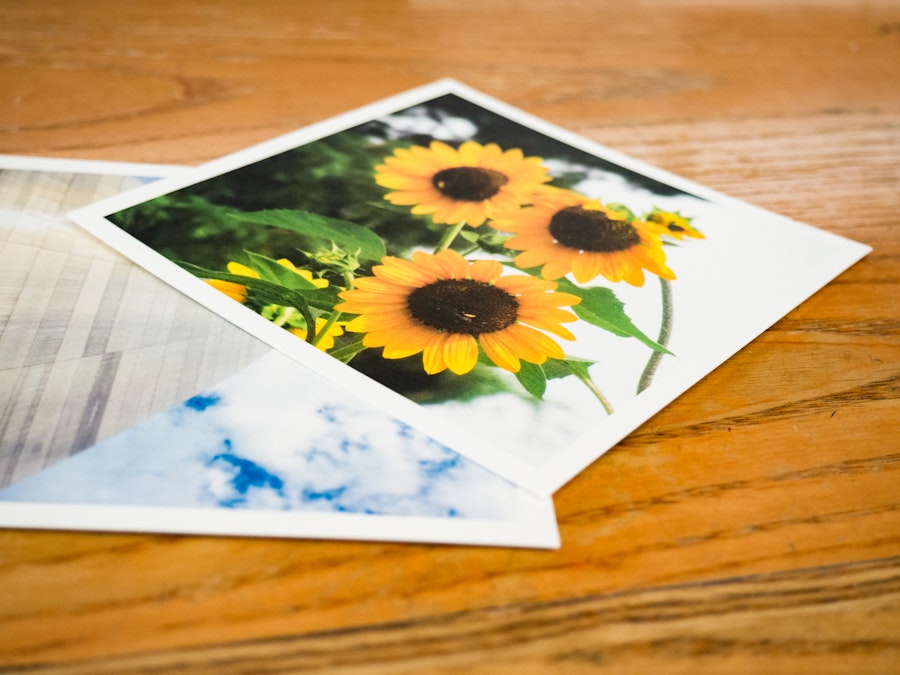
[121, 100, 705, 420]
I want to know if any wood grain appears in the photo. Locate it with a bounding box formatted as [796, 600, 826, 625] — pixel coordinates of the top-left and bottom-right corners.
[0, 0, 897, 671]
[8, 555, 900, 674]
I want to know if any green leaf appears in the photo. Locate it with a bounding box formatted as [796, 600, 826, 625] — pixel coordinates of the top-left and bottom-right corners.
[261, 305, 310, 330]
[541, 356, 595, 381]
[365, 200, 416, 216]
[244, 251, 318, 290]
[228, 209, 386, 261]
[514, 361, 547, 399]
[183, 263, 317, 344]
[543, 357, 614, 414]
[607, 203, 637, 220]
[178, 261, 338, 313]
[328, 334, 368, 363]
[556, 278, 671, 354]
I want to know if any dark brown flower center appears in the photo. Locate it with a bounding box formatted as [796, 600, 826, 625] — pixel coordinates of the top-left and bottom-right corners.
[649, 212, 685, 233]
[406, 279, 519, 336]
[432, 167, 509, 202]
[548, 206, 641, 253]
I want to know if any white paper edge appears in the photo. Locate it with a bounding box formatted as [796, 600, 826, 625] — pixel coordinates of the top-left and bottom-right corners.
[0, 491, 560, 549]
[66, 79, 872, 497]
[0, 154, 185, 176]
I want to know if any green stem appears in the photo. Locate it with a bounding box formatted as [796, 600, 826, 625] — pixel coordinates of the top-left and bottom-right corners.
[637, 277, 673, 394]
[319, 270, 361, 358]
[575, 371, 614, 415]
[459, 243, 481, 257]
[328, 335, 367, 363]
[308, 272, 357, 351]
[433, 220, 467, 253]
[310, 310, 342, 347]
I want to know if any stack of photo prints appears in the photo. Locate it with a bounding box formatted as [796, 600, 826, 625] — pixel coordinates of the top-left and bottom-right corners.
[0, 80, 870, 548]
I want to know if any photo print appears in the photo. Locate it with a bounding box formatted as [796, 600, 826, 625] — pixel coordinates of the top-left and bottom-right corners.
[0, 156, 558, 548]
[70, 81, 871, 495]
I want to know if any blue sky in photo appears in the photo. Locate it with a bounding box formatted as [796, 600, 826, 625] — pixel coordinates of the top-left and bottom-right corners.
[0, 352, 524, 521]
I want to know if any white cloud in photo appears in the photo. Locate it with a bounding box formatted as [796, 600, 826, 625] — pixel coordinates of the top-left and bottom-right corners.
[0, 352, 524, 521]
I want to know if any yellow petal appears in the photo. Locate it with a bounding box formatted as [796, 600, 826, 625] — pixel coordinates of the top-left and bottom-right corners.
[493, 324, 547, 364]
[345, 311, 411, 332]
[525, 326, 567, 360]
[537, 253, 576, 281]
[505, 231, 553, 249]
[375, 258, 438, 286]
[381, 186, 440, 201]
[334, 295, 408, 311]
[479, 142, 503, 164]
[457, 141, 483, 165]
[206, 279, 247, 303]
[571, 253, 605, 284]
[494, 274, 557, 294]
[351, 276, 407, 294]
[458, 201, 490, 227]
[512, 248, 554, 272]
[422, 334, 449, 374]
[226, 262, 258, 278]
[479, 331, 521, 372]
[381, 324, 432, 359]
[468, 259, 503, 283]
[520, 315, 577, 341]
[443, 333, 479, 375]
[432, 249, 470, 279]
[517, 306, 579, 326]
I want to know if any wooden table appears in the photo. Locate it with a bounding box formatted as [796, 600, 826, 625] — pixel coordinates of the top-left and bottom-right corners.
[1, 1, 898, 672]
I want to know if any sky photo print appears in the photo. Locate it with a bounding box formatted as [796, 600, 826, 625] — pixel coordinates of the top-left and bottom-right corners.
[0, 156, 557, 548]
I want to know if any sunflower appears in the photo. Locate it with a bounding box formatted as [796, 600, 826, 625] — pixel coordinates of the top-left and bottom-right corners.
[374, 140, 551, 227]
[490, 190, 675, 286]
[205, 258, 330, 303]
[646, 208, 705, 240]
[335, 249, 580, 375]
